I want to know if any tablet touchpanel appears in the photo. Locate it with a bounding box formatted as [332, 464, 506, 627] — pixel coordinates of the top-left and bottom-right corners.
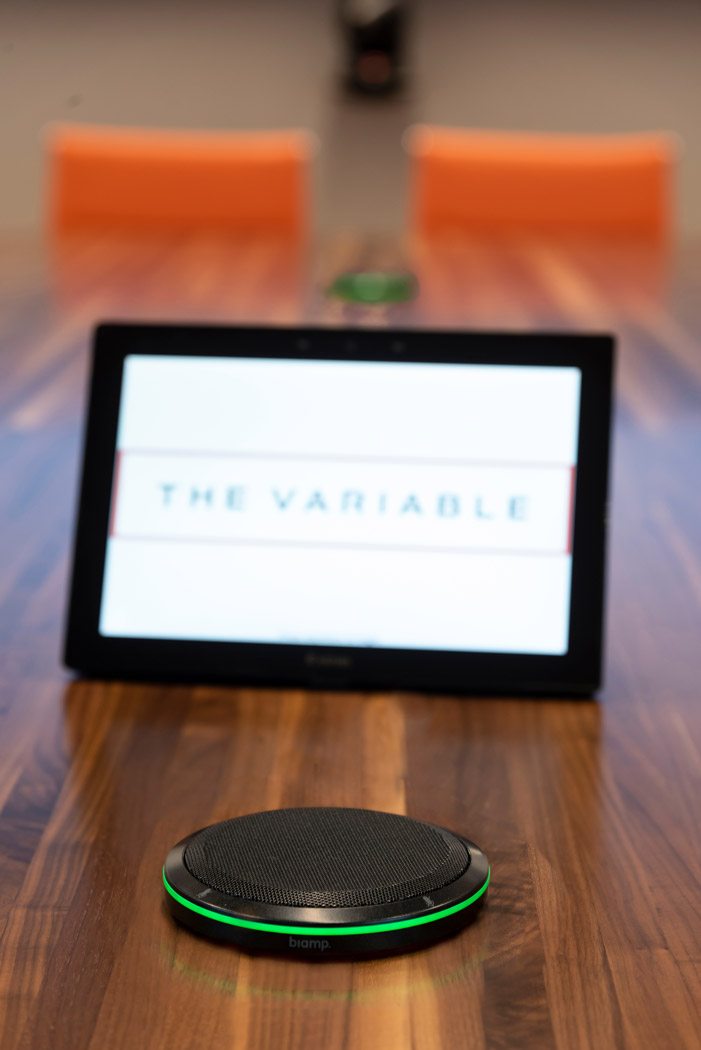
[65, 325, 613, 694]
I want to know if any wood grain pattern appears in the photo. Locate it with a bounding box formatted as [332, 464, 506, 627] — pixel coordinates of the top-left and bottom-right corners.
[0, 231, 699, 1050]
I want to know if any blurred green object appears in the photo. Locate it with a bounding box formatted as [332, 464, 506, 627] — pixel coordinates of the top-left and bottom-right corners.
[327, 271, 418, 304]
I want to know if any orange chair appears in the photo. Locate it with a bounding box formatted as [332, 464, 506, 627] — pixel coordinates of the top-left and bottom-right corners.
[406, 126, 678, 239]
[47, 124, 314, 236]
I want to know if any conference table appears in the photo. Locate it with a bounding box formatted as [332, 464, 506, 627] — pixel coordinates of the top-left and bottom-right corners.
[0, 231, 699, 1050]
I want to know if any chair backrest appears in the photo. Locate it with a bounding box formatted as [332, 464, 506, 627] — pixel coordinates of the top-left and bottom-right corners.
[406, 126, 677, 239]
[47, 124, 313, 236]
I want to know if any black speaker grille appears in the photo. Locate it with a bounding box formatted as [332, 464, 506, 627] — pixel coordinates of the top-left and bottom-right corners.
[183, 808, 470, 909]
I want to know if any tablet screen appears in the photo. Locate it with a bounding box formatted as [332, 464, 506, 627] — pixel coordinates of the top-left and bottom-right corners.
[98, 355, 581, 656]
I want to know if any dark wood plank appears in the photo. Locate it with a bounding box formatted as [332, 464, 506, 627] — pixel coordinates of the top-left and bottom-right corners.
[0, 232, 699, 1050]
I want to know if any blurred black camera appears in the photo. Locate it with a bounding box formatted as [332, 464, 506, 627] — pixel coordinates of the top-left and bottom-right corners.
[338, 0, 409, 96]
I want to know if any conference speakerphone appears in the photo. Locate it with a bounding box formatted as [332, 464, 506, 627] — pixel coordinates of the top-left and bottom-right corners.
[163, 808, 490, 956]
[64, 323, 614, 695]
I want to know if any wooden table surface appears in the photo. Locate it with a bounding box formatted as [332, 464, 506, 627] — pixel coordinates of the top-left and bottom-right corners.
[0, 232, 699, 1050]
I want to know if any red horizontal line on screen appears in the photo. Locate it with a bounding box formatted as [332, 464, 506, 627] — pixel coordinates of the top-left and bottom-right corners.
[110, 534, 569, 557]
[119, 448, 574, 470]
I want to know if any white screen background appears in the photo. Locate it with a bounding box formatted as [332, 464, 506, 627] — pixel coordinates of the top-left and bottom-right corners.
[99, 355, 581, 655]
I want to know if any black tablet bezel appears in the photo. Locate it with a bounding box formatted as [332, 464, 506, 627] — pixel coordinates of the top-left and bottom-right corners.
[64, 323, 614, 696]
